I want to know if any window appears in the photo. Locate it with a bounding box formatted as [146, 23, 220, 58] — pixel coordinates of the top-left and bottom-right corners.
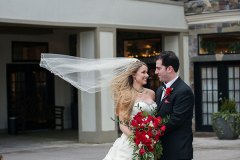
[12, 41, 48, 62]
[198, 32, 240, 55]
[124, 38, 161, 58]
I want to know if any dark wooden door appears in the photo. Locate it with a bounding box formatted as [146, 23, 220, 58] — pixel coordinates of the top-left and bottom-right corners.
[7, 64, 54, 131]
[194, 61, 240, 131]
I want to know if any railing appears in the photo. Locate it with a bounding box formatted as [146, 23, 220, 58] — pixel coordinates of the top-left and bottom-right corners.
[185, 0, 240, 15]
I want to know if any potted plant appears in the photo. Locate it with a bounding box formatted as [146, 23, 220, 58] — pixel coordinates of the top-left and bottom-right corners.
[229, 42, 240, 54]
[212, 98, 240, 139]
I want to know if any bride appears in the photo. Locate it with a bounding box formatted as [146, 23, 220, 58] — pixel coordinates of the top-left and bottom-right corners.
[40, 54, 157, 159]
[103, 60, 156, 160]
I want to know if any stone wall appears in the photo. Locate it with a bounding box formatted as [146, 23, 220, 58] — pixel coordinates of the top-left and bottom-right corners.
[185, 0, 240, 15]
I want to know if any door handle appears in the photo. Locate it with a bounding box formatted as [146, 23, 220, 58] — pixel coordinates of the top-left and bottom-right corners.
[219, 92, 222, 102]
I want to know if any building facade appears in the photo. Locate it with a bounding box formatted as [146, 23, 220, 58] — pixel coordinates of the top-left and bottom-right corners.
[0, 0, 190, 142]
[185, 0, 240, 132]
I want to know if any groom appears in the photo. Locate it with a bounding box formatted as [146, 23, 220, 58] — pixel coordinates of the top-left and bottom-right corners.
[155, 51, 194, 160]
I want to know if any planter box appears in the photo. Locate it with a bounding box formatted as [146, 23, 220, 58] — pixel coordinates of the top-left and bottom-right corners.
[212, 117, 239, 140]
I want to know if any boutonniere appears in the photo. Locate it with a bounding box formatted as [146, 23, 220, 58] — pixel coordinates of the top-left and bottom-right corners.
[163, 87, 173, 100]
[165, 88, 173, 97]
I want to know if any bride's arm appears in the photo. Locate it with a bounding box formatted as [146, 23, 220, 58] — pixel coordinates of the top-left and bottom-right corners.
[118, 113, 132, 137]
[119, 123, 132, 137]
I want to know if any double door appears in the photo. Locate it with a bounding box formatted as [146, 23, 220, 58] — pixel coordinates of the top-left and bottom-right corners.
[7, 64, 54, 131]
[194, 61, 240, 131]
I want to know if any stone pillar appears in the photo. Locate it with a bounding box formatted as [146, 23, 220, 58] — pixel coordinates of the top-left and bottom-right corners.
[77, 28, 118, 143]
[181, 33, 191, 86]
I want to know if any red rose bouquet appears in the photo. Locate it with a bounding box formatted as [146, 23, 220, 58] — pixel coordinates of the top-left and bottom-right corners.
[128, 110, 167, 160]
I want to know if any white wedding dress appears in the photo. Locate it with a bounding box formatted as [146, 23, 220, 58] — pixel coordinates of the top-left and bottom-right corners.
[103, 101, 157, 160]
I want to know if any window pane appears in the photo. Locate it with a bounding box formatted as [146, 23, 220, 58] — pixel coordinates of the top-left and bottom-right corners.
[207, 80, 212, 90]
[208, 114, 212, 125]
[235, 79, 239, 90]
[213, 91, 218, 102]
[202, 103, 208, 113]
[213, 68, 217, 78]
[213, 103, 218, 113]
[202, 114, 208, 125]
[124, 38, 162, 58]
[208, 91, 213, 101]
[235, 67, 239, 78]
[202, 91, 207, 101]
[201, 68, 207, 78]
[229, 91, 234, 100]
[202, 80, 207, 90]
[213, 79, 218, 90]
[12, 42, 48, 61]
[229, 67, 234, 78]
[208, 103, 213, 113]
[207, 68, 212, 78]
[234, 91, 239, 101]
[229, 79, 234, 90]
[236, 103, 240, 112]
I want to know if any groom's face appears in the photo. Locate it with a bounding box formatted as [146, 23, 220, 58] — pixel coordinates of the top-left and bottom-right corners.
[155, 59, 169, 83]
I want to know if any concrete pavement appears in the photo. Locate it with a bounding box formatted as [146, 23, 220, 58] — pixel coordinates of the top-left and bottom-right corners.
[0, 130, 240, 160]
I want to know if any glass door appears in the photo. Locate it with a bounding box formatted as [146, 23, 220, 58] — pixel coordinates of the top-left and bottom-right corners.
[194, 61, 240, 131]
[7, 64, 54, 131]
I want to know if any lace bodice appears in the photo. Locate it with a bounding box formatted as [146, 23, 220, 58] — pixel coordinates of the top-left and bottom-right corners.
[131, 101, 157, 117]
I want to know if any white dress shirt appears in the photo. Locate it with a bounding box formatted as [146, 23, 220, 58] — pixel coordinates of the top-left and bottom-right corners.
[161, 76, 179, 101]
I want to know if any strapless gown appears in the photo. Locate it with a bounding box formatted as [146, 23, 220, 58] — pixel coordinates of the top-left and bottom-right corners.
[103, 101, 157, 160]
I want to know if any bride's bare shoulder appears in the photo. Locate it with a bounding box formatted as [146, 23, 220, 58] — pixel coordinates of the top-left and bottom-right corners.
[145, 88, 155, 99]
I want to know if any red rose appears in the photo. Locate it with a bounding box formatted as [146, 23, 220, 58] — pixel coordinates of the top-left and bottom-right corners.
[148, 145, 154, 152]
[146, 115, 153, 123]
[139, 148, 146, 155]
[153, 117, 161, 128]
[131, 120, 138, 127]
[134, 136, 141, 145]
[160, 125, 166, 132]
[165, 87, 173, 97]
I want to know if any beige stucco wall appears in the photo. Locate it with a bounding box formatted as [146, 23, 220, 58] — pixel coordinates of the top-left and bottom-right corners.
[0, 0, 187, 32]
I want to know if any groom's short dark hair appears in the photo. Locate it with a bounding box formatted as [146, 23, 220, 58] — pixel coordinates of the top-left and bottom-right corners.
[156, 51, 179, 72]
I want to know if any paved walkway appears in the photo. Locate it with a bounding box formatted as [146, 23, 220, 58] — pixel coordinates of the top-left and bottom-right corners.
[0, 130, 240, 160]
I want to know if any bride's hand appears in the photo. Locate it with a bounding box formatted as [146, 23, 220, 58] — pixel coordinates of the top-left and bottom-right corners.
[118, 114, 132, 137]
[119, 123, 132, 137]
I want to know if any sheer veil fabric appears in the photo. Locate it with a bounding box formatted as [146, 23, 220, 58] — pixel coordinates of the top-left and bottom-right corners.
[40, 53, 138, 93]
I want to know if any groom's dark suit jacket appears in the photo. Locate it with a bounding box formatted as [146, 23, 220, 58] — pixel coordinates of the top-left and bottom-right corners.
[156, 77, 194, 160]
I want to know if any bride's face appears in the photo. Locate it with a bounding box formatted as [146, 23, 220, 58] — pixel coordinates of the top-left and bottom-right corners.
[133, 65, 149, 85]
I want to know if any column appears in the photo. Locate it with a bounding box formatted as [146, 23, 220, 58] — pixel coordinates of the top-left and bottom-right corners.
[77, 28, 118, 143]
[163, 33, 188, 80]
[97, 28, 118, 141]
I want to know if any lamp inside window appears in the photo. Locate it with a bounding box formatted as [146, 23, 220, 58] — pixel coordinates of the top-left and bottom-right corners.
[124, 38, 162, 58]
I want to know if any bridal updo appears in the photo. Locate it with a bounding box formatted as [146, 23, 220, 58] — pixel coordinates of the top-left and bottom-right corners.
[111, 60, 147, 121]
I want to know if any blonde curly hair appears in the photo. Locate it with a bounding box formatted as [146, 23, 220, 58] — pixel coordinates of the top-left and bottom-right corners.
[111, 60, 147, 121]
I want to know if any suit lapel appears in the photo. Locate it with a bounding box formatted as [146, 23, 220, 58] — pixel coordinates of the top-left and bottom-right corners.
[157, 77, 182, 112]
[156, 86, 164, 110]
[157, 97, 165, 112]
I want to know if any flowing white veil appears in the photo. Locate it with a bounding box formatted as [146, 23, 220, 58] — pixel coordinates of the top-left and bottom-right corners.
[40, 53, 138, 93]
